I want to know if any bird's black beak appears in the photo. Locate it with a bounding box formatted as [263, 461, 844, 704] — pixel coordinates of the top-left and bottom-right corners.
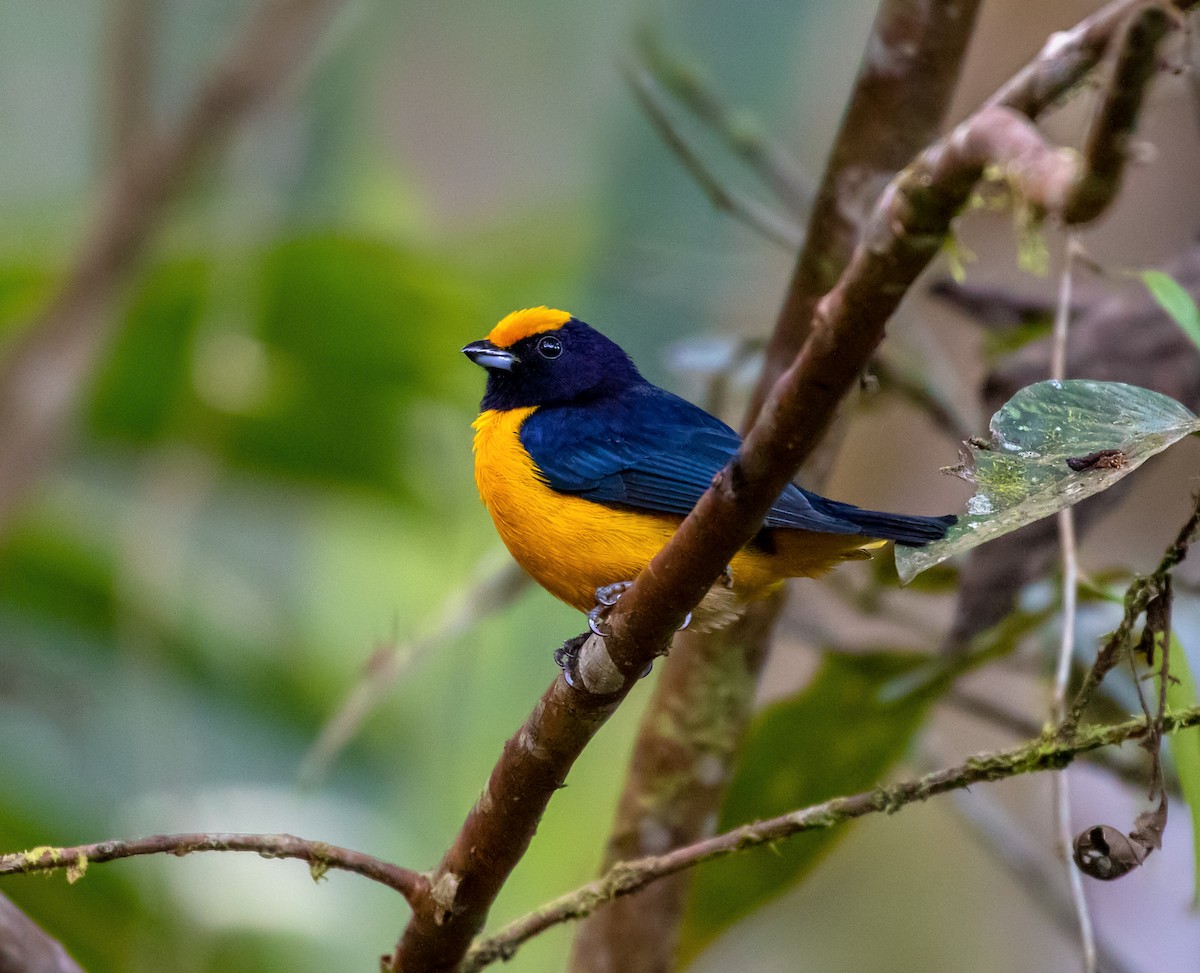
[462, 340, 519, 372]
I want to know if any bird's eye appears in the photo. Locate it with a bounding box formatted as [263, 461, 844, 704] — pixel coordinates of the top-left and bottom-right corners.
[536, 335, 563, 359]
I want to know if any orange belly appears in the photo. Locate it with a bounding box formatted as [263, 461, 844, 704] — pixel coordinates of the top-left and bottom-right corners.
[471, 407, 877, 623]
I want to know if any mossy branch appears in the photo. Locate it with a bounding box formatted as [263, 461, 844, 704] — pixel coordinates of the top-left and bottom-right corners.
[465, 704, 1200, 972]
[0, 832, 427, 904]
[389, 5, 1184, 972]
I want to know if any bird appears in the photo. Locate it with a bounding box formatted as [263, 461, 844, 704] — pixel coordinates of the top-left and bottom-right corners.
[463, 307, 955, 633]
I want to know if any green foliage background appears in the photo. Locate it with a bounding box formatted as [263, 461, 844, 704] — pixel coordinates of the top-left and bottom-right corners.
[1, 2, 876, 969]
[4, 1, 1200, 972]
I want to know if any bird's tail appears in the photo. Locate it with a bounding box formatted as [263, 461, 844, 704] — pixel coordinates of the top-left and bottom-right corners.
[807, 495, 956, 546]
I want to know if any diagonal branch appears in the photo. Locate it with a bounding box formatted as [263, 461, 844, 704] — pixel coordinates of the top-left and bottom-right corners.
[0, 892, 85, 973]
[594, 1, 1173, 686]
[389, 5, 1178, 971]
[0, 0, 345, 536]
[464, 704, 1200, 972]
[571, 3, 983, 970]
[0, 832, 427, 904]
[749, 0, 987, 419]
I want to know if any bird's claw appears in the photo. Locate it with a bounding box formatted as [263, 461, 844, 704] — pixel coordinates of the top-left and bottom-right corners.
[595, 581, 634, 607]
[554, 634, 588, 688]
[588, 581, 635, 637]
[587, 605, 610, 638]
[588, 581, 693, 638]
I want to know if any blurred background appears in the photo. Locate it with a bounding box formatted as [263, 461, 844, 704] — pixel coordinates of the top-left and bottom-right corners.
[2, 0, 1200, 971]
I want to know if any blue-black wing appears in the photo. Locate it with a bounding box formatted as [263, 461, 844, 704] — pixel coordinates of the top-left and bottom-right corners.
[518, 385, 953, 544]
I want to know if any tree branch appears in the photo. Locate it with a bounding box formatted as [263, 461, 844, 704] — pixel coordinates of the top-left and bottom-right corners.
[302, 559, 532, 785]
[0, 833, 427, 904]
[571, 3, 983, 970]
[633, 29, 814, 214]
[930, 757, 1138, 973]
[749, 0, 986, 419]
[389, 6, 1178, 970]
[0, 893, 85, 973]
[105, 0, 160, 163]
[464, 704, 1200, 972]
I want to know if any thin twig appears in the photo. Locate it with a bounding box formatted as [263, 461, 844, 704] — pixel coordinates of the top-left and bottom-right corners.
[0, 832, 427, 904]
[932, 755, 1138, 973]
[986, 0, 1185, 116]
[1049, 233, 1096, 973]
[106, 0, 160, 162]
[463, 704, 1200, 972]
[625, 62, 804, 249]
[944, 687, 1182, 792]
[868, 353, 976, 443]
[1063, 3, 1182, 224]
[633, 29, 814, 214]
[947, 687, 1047, 740]
[1060, 492, 1200, 737]
[301, 558, 531, 784]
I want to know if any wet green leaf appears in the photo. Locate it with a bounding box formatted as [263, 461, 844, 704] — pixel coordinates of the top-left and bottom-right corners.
[1140, 270, 1200, 351]
[897, 381, 1200, 583]
[1165, 634, 1200, 905]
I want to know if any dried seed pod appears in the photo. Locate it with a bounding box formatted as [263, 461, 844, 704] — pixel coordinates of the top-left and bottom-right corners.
[1072, 824, 1150, 880]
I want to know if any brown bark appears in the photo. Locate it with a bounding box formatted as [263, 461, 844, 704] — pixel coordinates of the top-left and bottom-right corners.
[0, 895, 84, 973]
[569, 2, 983, 970]
[390, 4, 1177, 970]
[466, 701, 1200, 971]
[566, 609, 776, 973]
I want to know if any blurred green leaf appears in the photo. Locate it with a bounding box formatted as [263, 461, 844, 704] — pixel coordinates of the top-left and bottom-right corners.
[0, 264, 54, 335]
[88, 257, 209, 442]
[1140, 270, 1200, 351]
[0, 520, 118, 637]
[897, 381, 1200, 583]
[677, 651, 940, 963]
[82, 234, 481, 498]
[1165, 634, 1200, 905]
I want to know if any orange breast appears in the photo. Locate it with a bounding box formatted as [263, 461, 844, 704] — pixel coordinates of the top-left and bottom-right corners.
[472, 407, 682, 613]
[471, 408, 878, 621]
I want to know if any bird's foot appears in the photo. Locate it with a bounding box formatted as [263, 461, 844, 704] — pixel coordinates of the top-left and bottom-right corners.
[587, 580, 692, 640]
[587, 581, 635, 637]
[583, 581, 679, 681]
[595, 581, 634, 608]
[554, 634, 589, 689]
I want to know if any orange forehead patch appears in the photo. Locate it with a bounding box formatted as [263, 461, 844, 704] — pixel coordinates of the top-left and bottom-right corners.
[487, 307, 572, 348]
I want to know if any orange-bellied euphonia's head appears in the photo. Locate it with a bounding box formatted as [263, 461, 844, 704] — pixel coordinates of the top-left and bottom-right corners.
[463, 307, 644, 410]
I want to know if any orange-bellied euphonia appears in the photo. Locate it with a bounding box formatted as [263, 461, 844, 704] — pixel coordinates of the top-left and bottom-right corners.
[464, 307, 953, 632]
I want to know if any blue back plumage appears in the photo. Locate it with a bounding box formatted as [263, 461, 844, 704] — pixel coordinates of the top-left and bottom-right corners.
[520, 383, 952, 544]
